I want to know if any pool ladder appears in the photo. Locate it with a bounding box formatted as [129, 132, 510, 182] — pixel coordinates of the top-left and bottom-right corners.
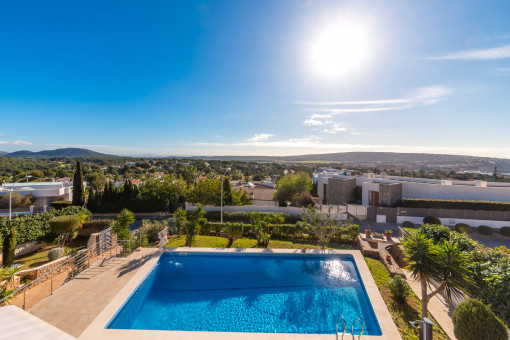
[336, 316, 364, 340]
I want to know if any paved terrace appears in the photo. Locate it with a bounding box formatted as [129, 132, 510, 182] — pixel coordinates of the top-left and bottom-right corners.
[29, 248, 157, 338]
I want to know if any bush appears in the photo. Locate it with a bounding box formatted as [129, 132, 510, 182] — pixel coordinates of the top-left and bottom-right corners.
[2, 225, 16, 267]
[387, 275, 411, 302]
[50, 215, 82, 245]
[402, 221, 415, 229]
[453, 299, 508, 340]
[202, 211, 301, 224]
[291, 192, 316, 207]
[48, 247, 65, 261]
[478, 225, 493, 236]
[455, 223, 473, 234]
[78, 219, 113, 237]
[500, 226, 510, 237]
[140, 220, 167, 243]
[50, 201, 72, 210]
[423, 216, 441, 225]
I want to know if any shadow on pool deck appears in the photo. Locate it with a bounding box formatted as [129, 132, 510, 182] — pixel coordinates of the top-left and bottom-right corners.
[28, 248, 157, 338]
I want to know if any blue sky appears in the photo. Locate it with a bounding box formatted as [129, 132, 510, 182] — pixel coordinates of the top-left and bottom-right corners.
[1, 0, 510, 157]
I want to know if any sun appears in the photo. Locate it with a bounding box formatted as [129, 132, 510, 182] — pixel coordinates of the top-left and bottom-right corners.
[309, 21, 370, 77]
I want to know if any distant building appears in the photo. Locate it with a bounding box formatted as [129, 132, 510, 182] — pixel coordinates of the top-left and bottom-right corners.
[0, 182, 73, 207]
[314, 170, 510, 206]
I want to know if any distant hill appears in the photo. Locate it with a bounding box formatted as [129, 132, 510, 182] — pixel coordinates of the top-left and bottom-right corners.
[2, 148, 115, 158]
[0, 151, 7, 156]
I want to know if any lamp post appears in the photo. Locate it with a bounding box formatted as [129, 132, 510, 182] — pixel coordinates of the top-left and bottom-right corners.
[8, 175, 33, 220]
[220, 168, 231, 224]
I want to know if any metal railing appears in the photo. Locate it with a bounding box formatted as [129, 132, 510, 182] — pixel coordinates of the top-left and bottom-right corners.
[0, 235, 135, 310]
[398, 226, 410, 240]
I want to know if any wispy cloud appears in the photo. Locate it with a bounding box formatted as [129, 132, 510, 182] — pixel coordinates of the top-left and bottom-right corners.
[431, 44, 510, 60]
[0, 133, 7, 137]
[246, 133, 273, 142]
[299, 86, 451, 116]
[303, 114, 332, 126]
[324, 123, 347, 134]
[0, 140, 32, 146]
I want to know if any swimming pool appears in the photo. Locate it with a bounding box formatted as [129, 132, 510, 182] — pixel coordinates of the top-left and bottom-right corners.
[107, 252, 382, 335]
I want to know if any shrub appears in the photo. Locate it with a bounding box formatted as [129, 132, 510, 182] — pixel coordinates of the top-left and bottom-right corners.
[500, 226, 510, 237]
[402, 221, 415, 229]
[48, 247, 65, 261]
[455, 223, 473, 234]
[387, 275, 411, 302]
[423, 216, 441, 225]
[78, 219, 113, 237]
[2, 225, 16, 267]
[140, 220, 167, 243]
[453, 299, 508, 340]
[291, 192, 316, 207]
[49, 215, 82, 245]
[478, 225, 493, 236]
[113, 209, 134, 240]
[50, 200, 72, 210]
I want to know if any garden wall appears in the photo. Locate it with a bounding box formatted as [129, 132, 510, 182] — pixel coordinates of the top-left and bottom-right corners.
[0, 241, 44, 263]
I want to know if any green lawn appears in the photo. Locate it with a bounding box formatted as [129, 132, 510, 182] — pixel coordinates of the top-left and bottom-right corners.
[166, 235, 357, 250]
[12, 239, 87, 269]
[364, 257, 449, 340]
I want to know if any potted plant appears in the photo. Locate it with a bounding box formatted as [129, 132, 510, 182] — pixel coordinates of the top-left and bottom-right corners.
[365, 228, 372, 236]
[385, 230, 393, 238]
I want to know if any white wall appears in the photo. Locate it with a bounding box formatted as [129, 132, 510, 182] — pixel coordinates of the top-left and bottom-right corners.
[362, 182, 380, 205]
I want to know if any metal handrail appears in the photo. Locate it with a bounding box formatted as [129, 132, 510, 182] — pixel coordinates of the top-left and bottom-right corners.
[398, 226, 410, 240]
[351, 317, 364, 340]
[0, 235, 132, 308]
[336, 316, 347, 340]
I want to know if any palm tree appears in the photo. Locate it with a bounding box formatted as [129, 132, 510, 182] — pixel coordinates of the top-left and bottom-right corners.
[224, 223, 243, 248]
[403, 230, 473, 319]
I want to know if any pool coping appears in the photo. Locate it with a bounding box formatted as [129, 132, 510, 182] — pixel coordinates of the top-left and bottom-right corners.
[79, 248, 401, 340]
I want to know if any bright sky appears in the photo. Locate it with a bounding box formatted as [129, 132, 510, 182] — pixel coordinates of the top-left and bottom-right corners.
[1, 0, 510, 157]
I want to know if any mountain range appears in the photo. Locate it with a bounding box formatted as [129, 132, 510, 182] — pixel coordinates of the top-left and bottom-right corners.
[0, 148, 112, 158]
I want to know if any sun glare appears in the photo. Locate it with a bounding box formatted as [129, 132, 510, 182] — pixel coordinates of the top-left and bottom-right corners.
[309, 22, 370, 77]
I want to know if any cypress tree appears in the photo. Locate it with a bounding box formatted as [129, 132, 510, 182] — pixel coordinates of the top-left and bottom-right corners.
[72, 159, 85, 206]
[222, 176, 233, 206]
[2, 225, 16, 267]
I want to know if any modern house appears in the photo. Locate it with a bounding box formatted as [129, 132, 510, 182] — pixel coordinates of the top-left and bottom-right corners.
[314, 169, 510, 206]
[0, 181, 73, 208]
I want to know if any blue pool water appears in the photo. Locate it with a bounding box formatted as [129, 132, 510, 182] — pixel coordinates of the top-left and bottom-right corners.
[107, 252, 382, 335]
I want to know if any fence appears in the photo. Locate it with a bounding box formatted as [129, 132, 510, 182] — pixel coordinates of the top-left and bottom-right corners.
[0, 229, 135, 310]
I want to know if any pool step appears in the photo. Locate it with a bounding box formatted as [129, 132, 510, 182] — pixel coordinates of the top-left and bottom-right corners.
[336, 316, 364, 340]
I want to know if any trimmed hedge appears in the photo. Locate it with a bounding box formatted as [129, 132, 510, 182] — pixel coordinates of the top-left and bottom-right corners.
[404, 198, 510, 211]
[50, 200, 72, 210]
[402, 221, 415, 229]
[423, 216, 441, 225]
[49, 215, 81, 234]
[455, 223, 473, 234]
[501, 226, 510, 237]
[79, 219, 113, 237]
[478, 225, 493, 236]
[0, 206, 91, 245]
[453, 299, 508, 340]
[200, 211, 302, 224]
[200, 221, 359, 243]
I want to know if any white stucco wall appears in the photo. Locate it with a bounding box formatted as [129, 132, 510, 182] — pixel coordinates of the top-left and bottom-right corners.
[396, 216, 510, 229]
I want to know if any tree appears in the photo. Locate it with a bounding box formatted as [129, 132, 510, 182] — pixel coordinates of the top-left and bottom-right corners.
[113, 209, 134, 240]
[403, 230, 473, 320]
[250, 212, 284, 247]
[85, 171, 106, 191]
[224, 222, 243, 248]
[72, 160, 85, 206]
[175, 206, 206, 246]
[2, 225, 16, 267]
[301, 207, 352, 249]
[222, 176, 233, 206]
[49, 214, 82, 246]
[274, 172, 312, 205]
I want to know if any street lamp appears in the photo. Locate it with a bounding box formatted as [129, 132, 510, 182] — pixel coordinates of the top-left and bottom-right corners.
[8, 175, 33, 220]
[220, 168, 231, 224]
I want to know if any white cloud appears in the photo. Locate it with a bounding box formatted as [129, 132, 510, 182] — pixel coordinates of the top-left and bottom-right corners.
[246, 133, 273, 142]
[0, 140, 32, 146]
[324, 123, 347, 134]
[0, 133, 7, 137]
[431, 44, 510, 60]
[303, 113, 332, 126]
[299, 86, 451, 115]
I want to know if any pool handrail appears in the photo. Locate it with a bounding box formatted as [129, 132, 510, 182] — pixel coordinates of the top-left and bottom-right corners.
[336, 315, 347, 340]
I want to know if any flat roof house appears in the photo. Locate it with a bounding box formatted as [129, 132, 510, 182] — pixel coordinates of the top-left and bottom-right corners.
[0, 181, 73, 208]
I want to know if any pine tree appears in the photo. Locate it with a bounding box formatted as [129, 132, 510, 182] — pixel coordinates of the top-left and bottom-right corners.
[72, 159, 85, 206]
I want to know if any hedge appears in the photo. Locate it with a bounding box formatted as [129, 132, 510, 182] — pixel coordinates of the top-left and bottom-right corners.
[200, 222, 359, 243]
[501, 227, 510, 237]
[50, 200, 72, 210]
[453, 299, 508, 340]
[402, 221, 416, 229]
[79, 219, 113, 237]
[478, 225, 493, 236]
[423, 216, 441, 225]
[455, 223, 473, 234]
[404, 198, 510, 211]
[200, 211, 302, 224]
[0, 206, 91, 245]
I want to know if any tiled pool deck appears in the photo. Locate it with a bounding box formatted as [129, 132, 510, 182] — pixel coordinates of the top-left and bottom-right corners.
[79, 248, 401, 340]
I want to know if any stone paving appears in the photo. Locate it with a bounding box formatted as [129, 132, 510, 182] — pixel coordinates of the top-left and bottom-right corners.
[29, 248, 157, 338]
